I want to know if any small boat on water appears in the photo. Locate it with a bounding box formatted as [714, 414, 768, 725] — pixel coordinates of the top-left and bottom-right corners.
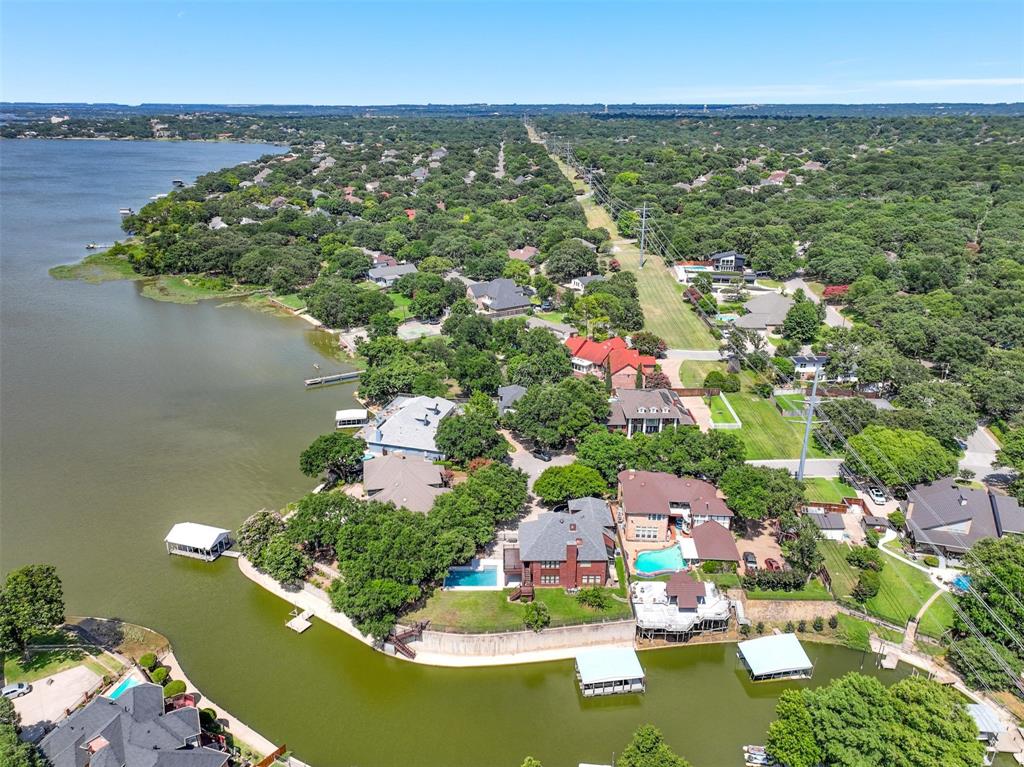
[150, 193, 168, 201]
[172, 178, 185, 188]
[85, 242, 99, 250]
[118, 207, 134, 216]
[743, 746, 766, 755]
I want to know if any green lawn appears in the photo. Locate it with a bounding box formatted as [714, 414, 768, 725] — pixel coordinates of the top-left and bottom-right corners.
[3, 645, 122, 684]
[708, 394, 739, 424]
[406, 587, 632, 632]
[694, 571, 741, 589]
[865, 554, 938, 627]
[272, 292, 307, 310]
[677, 360, 726, 387]
[835, 614, 903, 651]
[756, 279, 784, 290]
[819, 541, 858, 600]
[614, 556, 627, 597]
[729, 379, 829, 460]
[746, 577, 832, 601]
[774, 393, 806, 413]
[917, 593, 956, 639]
[388, 292, 413, 320]
[534, 310, 568, 324]
[804, 477, 858, 504]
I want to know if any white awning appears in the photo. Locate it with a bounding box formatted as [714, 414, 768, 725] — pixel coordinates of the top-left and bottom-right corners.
[335, 408, 368, 421]
[737, 633, 812, 676]
[679, 538, 699, 561]
[575, 647, 645, 685]
[164, 523, 230, 550]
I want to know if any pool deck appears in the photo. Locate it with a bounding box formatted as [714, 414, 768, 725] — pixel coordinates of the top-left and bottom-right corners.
[443, 557, 505, 591]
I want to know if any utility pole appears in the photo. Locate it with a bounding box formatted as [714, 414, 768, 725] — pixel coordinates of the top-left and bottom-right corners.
[638, 201, 648, 268]
[797, 361, 823, 481]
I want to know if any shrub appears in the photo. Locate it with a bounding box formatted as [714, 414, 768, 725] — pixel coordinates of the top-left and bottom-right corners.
[739, 624, 752, 637]
[828, 614, 839, 630]
[888, 510, 906, 530]
[923, 554, 940, 567]
[162, 680, 186, 698]
[852, 569, 881, 602]
[752, 382, 773, 398]
[865, 529, 880, 548]
[846, 545, 884, 571]
[576, 587, 611, 610]
[199, 708, 221, 732]
[813, 616, 825, 632]
[797, 619, 807, 633]
[149, 667, 168, 685]
[755, 621, 765, 635]
[523, 601, 551, 632]
[701, 560, 723, 574]
[785, 621, 796, 633]
[743, 569, 807, 592]
[138, 653, 157, 670]
[722, 373, 741, 393]
[704, 370, 727, 390]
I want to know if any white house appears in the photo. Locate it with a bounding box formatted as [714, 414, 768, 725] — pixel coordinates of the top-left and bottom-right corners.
[569, 274, 605, 293]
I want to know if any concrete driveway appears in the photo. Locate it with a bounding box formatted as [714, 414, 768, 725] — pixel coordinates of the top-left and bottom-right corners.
[959, 426, 1014, 483]
[783, 277, 848, 328]
[14, 665, 101, 740]
[746, 458, 844, 478]
[503, 430, 574, 489]
[663, 348, 723, 361]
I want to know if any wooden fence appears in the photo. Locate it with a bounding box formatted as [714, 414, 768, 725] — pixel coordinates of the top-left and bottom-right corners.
[673, 387, 720, 396]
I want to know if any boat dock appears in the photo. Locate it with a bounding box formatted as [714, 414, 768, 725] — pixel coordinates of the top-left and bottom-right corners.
[286, 609, 313, 633]
[304, 371, 361, 388]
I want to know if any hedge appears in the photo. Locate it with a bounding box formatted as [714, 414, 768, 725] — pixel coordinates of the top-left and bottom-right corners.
[163, 680, 187, 698]
[138, 653, 157, 670]
[149, 666, 168, 685]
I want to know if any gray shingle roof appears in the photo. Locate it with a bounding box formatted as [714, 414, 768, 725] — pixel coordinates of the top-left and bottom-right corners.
[808, 511, 845, 530]
[368, 263, 417, 281]
[607, 389, 695, 427]
[738, 292, 794, 328]
[362, 454, 448, 513]
[497, 384, 527, 415]
[40, 684, 228, 767]
[468, 278, 531, 311]
[519, 499, 614, 563]
[906, 479, 1024, 553]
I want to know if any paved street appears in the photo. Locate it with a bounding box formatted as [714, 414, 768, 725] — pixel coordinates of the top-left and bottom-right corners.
[746, 457, 844, 477]
[13, 665, 101, 741]
[503, 429, 573, 488]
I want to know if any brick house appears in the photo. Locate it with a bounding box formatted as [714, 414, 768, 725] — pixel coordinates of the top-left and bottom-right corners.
[565, 337, 656, 390]
[607, 389, 695, 436]
[506, 498, 615, 595]
[617, 470, 733, 542]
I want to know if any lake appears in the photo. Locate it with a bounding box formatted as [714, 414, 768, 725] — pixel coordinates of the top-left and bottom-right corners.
[0, 138, 905, 767]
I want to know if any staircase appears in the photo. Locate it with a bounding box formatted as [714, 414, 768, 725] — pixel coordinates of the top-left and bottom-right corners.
[388, 621, 429, 659]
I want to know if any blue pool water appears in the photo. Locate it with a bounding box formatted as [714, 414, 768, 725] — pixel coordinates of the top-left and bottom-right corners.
[108, 676, 141, 700]
[635, 546, 687, 575]
[953, 574, 971, 591]
[444, 566, 499, 587]
[716, 313, 739, 323]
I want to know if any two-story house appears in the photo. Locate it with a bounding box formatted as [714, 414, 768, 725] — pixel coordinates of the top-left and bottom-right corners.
[506, 498, 616, 593]
[569, 274, 605, 293]
[618, 469, 733, 542]
[607, 389, 695, 436]
[565, 337, 656, 390]
[359, 395, 457, 461]
[466, 278, 533, 318]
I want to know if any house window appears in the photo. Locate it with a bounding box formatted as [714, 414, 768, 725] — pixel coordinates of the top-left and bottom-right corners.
[637, 407, 646, 414]
[540, 575, 559, 585]
[540, 561, 561, 568]
[648, 514, 666, 521]
[582, 575, 601, 585]
[634, 526, 660, 541]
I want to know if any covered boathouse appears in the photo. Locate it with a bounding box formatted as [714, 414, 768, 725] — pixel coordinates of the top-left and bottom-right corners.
[575, 647, 646, 697]
[737, 633, 813, 681]
[164, 523, 232, 561]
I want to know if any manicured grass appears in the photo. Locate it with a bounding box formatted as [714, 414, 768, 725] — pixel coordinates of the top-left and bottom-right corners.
[756, 279, 784, 289]
[614, 555, 627, 597]
[729, 380, 829, 460]
[773, 393, 806, 413]
[50, 251, 140, 283]
[804, 477, 858, 504]
[835, 614, 903, 651]
[708, 394, 738, 424]
[805, 281, 826, 299]
[745, 577, 832, 601]
[534, 310, 568, 324]
[388, 292, 413, 320]
[819, 541, 858, 600]
[273, 292, 307, 310]
[694, 571, 741, 589]
[677, 360, 726, 387]
[864, 553, 938, 627]
[917, 593, 956, 639]
[406, 587, 632, 632]
[3, 645, 120, 684]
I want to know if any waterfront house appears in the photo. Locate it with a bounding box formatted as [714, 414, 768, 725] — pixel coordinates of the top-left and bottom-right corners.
[39, 682, 228, 767]
[575, 647, 645, 697]
[507, 498, 616, 593]
[368, 263, 417, 288]
[466, 278, 532, 318]
[904, 479, 1024, 561]
[362, 454, 449, 513]
[631, 571, 731, 638]
[617, 470, 734, 542]
[164, 523, 232, 562]
[565, 337, 656, 390]
[606, 389, 695, 436]
[335, 408, 369, 429]
[967, 702, 1005, 766]
[497, 384, 527, 416]
[568, 274, 605, 293]
[734, 293, 794, 332]
[359, 396, 457, 461]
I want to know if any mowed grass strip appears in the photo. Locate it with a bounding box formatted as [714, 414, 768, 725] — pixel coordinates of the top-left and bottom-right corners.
[865, 553, 938, 627]
[819, 541, 858, 600]
[917, 592, 956, 639]
[804, 477, 858, 503]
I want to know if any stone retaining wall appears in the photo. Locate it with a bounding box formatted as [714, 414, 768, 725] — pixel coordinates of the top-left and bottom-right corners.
[412, 619, 637, 656]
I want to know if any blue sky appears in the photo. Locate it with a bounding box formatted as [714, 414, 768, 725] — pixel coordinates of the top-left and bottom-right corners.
[2, 1, 1022, 104]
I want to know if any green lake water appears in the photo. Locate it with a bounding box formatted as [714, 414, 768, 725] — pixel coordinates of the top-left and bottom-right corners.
[0, 139, 907, 767]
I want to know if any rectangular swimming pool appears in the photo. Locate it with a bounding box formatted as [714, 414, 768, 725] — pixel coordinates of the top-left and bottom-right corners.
[444, 566, 499, 587]
[108, 676, 141, 700]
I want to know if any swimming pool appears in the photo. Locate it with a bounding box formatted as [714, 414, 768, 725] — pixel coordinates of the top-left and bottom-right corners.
[716, 313, 739, 323]
[444, 566, 499, 587]
[108, 676, 141, 700]
[634, 545, 687, 575]
[953, 574, 971, 591]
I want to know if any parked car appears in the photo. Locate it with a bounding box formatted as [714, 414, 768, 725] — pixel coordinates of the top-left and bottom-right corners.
[2, 682, 31, 699]
[531, 448, 552, 462]
[540, 299, 553, 311]
[868, 487, 887, 505]
[764, 558, 782, 571]
[742, 551, 758, 571]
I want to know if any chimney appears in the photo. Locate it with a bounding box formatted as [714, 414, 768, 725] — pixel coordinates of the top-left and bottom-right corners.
[418, 416, 430, 426]
[959, 495, 968, 506]
[429, 403, 441, 415]
[569, 523, 577, 532]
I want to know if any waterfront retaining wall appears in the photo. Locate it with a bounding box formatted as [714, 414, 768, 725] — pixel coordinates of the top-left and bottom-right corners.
[741, 600, 838, 623]
[411, 619, 637, 657]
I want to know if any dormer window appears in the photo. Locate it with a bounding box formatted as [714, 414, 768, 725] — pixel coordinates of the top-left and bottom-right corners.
[637, 407, 646, 413]
[661, 407, 670, 413]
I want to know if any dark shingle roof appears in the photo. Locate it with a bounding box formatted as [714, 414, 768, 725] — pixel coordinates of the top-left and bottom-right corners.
[519, 499, 613, 563]
[468, 278, 531, 311]
[607, 389, 695, 427]
[808, 511, 846, 530]
[497, 384, 527, 415]
[906, 479, 1024, 553]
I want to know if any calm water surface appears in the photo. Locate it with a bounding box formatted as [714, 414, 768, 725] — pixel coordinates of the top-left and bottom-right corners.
[0, 139, 905, 767]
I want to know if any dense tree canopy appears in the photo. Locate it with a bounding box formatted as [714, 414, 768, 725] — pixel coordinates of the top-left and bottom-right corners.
[0, 565, 65, 656]
[532, 463, 609, 505]
[846, 425, 958, 486]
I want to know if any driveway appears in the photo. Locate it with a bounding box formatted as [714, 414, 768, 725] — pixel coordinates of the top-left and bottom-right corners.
[503, 430, 573, 489]
[783, 277, 848, 328]
[14, 665, 101, 740]
[746, 458, 844, 478]
[663, 348, 723, 361]
[681, 396, 711, 432]
[959, 425, 1013, 483]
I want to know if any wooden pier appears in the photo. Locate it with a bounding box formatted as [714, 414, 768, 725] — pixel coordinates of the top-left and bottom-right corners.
[304, 371, 361, 388]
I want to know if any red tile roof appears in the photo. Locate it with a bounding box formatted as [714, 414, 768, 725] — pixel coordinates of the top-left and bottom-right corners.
[691, 521, 740, 562]
[608, 347, 656, 375]
[565, 336, 628, 366]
